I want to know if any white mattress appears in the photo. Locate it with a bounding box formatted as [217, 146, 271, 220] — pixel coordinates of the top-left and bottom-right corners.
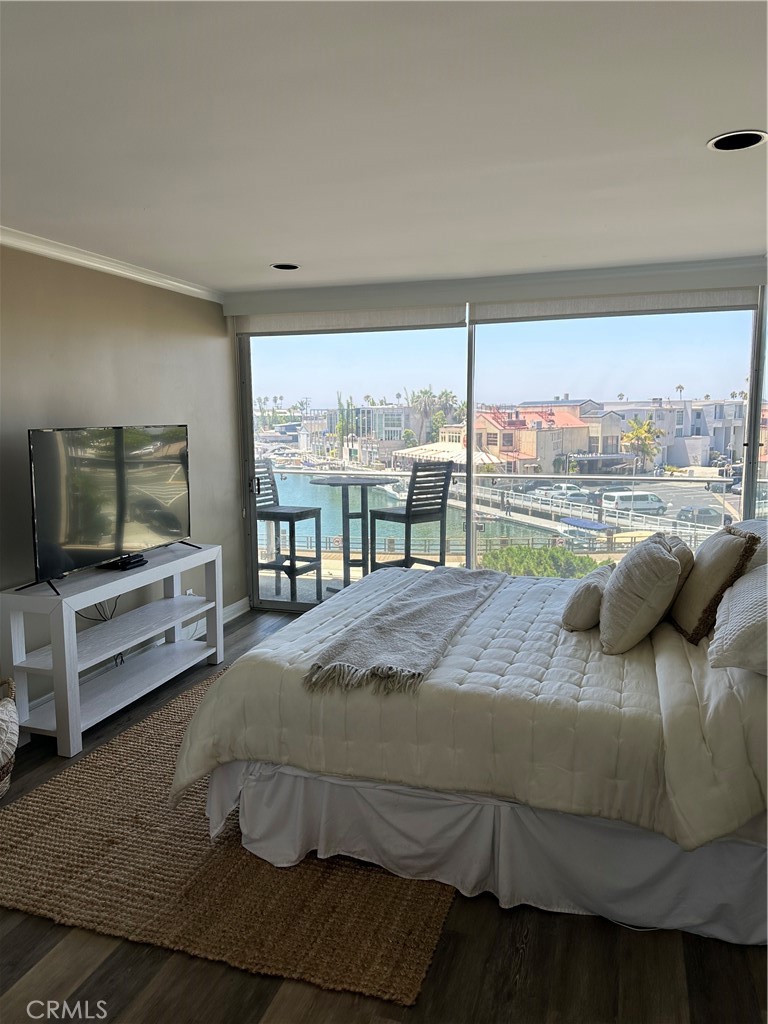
[171, 568, 766, 850]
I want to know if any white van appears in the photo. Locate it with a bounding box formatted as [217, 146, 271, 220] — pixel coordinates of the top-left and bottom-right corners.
[601, 491, 668, 515]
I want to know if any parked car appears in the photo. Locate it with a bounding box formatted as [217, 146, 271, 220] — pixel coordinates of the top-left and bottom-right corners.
[550, 482, 585, 494]
[601, 491, 668, 515]
[705, 479, 733, 493]
[676, 506, 732, 526]
[510, 478, 553, 493]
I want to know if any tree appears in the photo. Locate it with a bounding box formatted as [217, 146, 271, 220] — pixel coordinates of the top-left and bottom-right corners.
[363, 394, 374, 406]
[675, 384, 684, 399]
[481, 546, 612, 579]
[402, 428, 418, 448]
[428, 409, 447, 443]
[412, 386, 437, 442]
[617, 392, 625, 402]
[336, 391, 346, 456]
[621, 416, 664, 470]
[455, 400, 467, 423]
[395, 392, 402, 404]
[730, 391, 738, 399]
[437, 389, 459, 419]
[703, 394, 711, 401]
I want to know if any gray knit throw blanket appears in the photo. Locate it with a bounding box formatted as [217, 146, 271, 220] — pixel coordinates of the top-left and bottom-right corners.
[303, 566, 506, 695]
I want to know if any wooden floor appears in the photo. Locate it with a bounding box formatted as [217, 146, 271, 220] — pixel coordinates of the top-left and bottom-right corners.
[1, 608, 765, 1024]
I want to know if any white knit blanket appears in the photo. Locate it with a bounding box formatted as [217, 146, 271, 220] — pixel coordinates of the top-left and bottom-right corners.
[304, 566, 506, 694]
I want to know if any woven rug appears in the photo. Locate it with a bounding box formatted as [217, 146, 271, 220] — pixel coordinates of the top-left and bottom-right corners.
[0, 673, 455, 1006]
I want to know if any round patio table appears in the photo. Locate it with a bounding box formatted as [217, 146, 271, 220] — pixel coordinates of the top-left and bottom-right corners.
[311, 474, 396, 588]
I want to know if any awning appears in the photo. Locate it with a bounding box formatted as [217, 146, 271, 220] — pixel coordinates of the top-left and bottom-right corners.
[560, 517, 613, 532]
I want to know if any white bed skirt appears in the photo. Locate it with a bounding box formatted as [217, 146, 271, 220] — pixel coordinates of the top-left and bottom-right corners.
[207, 761, 766, 946]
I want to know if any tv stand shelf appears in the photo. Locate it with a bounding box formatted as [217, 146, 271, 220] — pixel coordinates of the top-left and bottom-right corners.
[1, 543, 223, 757]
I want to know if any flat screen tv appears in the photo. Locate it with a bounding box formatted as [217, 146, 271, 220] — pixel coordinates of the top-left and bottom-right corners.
[28, 425, 190, 582]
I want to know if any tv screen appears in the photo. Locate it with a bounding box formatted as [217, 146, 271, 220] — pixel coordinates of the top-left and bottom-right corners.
[28, 425, 190, 581]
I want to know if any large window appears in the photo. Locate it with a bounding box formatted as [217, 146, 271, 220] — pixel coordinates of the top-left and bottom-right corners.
[472, 310, 757, 578]
[246, 328, 467, 606]
[240, 297, 764, 604]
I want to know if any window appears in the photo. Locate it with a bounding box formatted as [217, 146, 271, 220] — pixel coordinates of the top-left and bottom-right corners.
[246, 328, 465, 606]
[474, 309, 756, 574]
[239, 301, 760, 599]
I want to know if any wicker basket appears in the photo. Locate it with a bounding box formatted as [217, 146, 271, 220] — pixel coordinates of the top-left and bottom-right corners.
[0, 678, 19, 799]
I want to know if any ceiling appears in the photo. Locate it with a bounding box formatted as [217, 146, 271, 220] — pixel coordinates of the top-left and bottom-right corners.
[1, 1, 766, 300]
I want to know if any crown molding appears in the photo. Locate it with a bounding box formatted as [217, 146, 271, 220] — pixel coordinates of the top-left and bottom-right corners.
[0, 227, 224, 304]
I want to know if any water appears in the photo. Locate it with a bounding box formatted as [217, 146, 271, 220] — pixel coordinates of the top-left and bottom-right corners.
[265, 472, 550, 552]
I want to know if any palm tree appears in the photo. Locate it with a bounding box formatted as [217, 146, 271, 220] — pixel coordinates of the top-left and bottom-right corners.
[395, 392, 402, 405]
[617, 392, 625, 402]
[437, 389, 459, 419]
[363, 395, 374, 406]
[412, 386, 437, 442]
[675, 384, 685, 399]
[703, 394, 711, 401]
[730, 391, 738, 399]
[621, 417, 664, 470]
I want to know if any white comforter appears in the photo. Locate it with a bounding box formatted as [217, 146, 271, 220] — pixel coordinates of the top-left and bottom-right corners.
[171, 568, 766, 850]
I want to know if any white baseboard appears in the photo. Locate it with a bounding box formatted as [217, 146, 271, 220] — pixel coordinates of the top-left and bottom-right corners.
[223, 596, 251, 624]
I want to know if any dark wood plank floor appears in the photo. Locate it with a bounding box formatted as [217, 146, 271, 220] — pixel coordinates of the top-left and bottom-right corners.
[0, 608, 764, 1024]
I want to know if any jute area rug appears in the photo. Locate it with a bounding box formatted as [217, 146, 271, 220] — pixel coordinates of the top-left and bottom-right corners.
[0, 672, 455, 1006]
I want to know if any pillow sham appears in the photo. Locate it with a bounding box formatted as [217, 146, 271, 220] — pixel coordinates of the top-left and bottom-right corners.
[600, 533, 682, 655]
[709, 563, 767, 675]
[561, 563, 614, 631]
[666, 535, 695, 601]
[669, 525, 761, 644]
[730, 518, 767, 568]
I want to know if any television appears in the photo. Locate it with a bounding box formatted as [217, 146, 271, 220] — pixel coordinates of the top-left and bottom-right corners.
[28, 425, 190, 582]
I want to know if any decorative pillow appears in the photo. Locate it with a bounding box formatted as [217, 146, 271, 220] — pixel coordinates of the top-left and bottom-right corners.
[669, 525, 761, 644]
[561, 564, 614, 631]
[600, 534, 683, 655]
[666, 535, 695, 604]
[709, 563, 767, 674]
[730, 518, 767, 568]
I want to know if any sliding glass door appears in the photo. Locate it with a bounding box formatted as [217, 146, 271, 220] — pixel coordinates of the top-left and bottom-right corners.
[242, 327, 466, 609]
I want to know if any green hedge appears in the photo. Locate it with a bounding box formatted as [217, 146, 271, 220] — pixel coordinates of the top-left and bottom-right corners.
[481, 546, 612, 579]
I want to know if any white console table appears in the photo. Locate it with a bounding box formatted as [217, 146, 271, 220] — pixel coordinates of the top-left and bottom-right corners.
[0, 542, 223, 757]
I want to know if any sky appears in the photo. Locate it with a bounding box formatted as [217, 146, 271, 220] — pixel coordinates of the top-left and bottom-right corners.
[250, 309, 756, 410]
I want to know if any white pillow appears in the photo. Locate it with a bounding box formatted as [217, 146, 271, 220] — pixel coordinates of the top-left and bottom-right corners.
[669, 525, 761, 644]
[561, 564, 614, 631]
[600, 534, 682, 655]
[709, 563, 767, 675]
[731, 518, 767, 568]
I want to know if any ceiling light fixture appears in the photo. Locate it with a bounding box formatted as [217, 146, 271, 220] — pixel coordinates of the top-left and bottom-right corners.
[270, 262, 301, 271]
[706, 130, 768, 152]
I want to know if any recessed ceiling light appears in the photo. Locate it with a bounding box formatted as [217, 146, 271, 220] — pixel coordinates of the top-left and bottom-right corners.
[270, 262, 301, 271]
[706, 130, 768, 152]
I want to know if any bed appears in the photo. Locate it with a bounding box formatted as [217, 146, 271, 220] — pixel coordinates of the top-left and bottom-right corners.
[171, 527, 767, 945]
